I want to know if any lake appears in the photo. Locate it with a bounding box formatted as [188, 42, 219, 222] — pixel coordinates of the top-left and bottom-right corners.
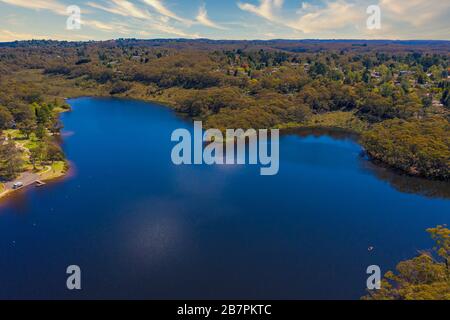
[0, 97, 449, 299]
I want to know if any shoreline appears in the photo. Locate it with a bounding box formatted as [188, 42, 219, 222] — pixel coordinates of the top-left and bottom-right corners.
[65, 95, 450, 183]
[1, 93, 447, 204]
[0, 101, 71, 202]
[0, 188, 13, 201]
[0, 162, 68, 202]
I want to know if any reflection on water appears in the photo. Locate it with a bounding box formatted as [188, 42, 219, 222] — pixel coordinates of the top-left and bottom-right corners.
[0, 190, 30, 212]
[362, 160, 450, 200]
[0, 98, 449, 300]
[283, 127, 360, 140]
[284, 127, 450, 200]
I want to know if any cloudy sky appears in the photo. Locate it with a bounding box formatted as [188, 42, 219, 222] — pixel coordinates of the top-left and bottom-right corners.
[0, 0, 449, 41]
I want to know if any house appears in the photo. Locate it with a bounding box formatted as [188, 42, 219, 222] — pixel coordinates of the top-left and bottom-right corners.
[399, 70, 415, 77]
[371, 71, 381, 78]
[432, 100, 443, 107]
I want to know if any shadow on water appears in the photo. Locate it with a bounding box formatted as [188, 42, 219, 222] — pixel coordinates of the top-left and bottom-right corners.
[361, 160, 450, 200]
[1, 98, 449, 299]
[282, 127, 360, 140]
[283, 127, 450, 200]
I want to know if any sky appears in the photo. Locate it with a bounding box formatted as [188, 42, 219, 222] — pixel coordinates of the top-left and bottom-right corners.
[0, 0, 449, 42]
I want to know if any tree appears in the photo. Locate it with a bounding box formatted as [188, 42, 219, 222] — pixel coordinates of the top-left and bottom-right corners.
[45, 140, 64, 163]
[17, 118, 37, 139]
[110, 81, 131, 95]
[29, 143, 47, 170]
[49, 118, 64, 136]
[362, 69, 371, 84]
[442, 89, 450, 109]
[0, 106, 13, 130]
[0, 141, 24, 180]
[35, 124, 47, 140]
[358, 93, 393, 122]
[363, 226, 450, 300]
[12, 104, 35, 123]
[309, 61, 327, 77]
[428, 225, 450, 270]
[361, 117, 450, 180]
[35, 103, 52, 126]
[287, 104, 312, 123]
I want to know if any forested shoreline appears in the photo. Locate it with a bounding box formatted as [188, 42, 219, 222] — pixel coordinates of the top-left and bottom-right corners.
[0, 39, 449, 184]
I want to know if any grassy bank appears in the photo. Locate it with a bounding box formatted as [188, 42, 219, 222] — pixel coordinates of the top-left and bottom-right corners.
[38, 161, 67, 181]
[0, 116, 68, 201]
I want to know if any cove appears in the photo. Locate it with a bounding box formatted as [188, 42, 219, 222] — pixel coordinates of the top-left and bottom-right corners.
[0, 97, 449, 299]
[171, 121, 280, 175]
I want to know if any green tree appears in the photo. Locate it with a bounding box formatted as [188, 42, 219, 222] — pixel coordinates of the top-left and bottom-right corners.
[442, 89, 450, 109]
[429, 225, 450, 269]
[363, 226, 450, 300]
[45, 140, 64, 163]
[35, 103, 52, 126]
[49, 118, 63, 136]
[309, 61, 327, 77]
[29, 143, 47, 170]
[0, 141, 24, 180]
[362, 69, 371, 84]
[361, 117, 450, 180]
[0, 106, 13, 130]
[12, 104, 35, 123]
[35, 124, 47, 140]
[17, 118, 37, 139]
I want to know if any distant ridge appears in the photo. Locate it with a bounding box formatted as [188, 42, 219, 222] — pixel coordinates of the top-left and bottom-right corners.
[1, 39, 449, 53]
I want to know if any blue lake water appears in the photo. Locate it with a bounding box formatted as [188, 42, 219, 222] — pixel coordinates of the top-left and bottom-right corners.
[0, 97, 449, 299]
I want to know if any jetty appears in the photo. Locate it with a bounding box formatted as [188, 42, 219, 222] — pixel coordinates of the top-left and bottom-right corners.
[35, 180, 46, 187]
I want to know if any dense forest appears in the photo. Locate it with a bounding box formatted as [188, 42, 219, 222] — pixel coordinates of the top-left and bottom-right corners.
[0, 39, 449, 182]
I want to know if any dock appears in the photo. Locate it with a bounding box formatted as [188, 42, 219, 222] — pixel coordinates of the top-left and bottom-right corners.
[35, 180, 46, 187]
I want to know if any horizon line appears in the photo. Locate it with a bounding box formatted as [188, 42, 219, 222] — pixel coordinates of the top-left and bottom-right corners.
[2, 38, 450, 44]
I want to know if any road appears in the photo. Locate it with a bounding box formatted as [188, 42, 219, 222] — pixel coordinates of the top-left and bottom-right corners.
[4, 171, 40, 191]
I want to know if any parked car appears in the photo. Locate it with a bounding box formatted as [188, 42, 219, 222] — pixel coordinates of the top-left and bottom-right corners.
[12, 182, 24, 189]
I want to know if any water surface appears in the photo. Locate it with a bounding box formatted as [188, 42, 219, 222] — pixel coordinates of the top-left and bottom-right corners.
[0, 97, 449, 299]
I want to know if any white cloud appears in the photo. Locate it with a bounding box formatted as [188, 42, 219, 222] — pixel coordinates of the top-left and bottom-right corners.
[141, 0, 191, 24]
[289, 0, 362, 33]
[0, 0, 126, 34]
[0, 0, 66, 14]
[237, 0, 284, 23]
[1, 0, 448, 40]
[87, 0, 151, 20]
[87, 0, 199, 38]
[0, 29, 99, 41]
[381, 0, 450, 27]
[0, 29, 38, 41]
[83, 19, 117, 32]
[147, 22, 200, 38]
[0, 0, 150, 35]
[196, 5, 226, 30]
[238, 0, 363, 34]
